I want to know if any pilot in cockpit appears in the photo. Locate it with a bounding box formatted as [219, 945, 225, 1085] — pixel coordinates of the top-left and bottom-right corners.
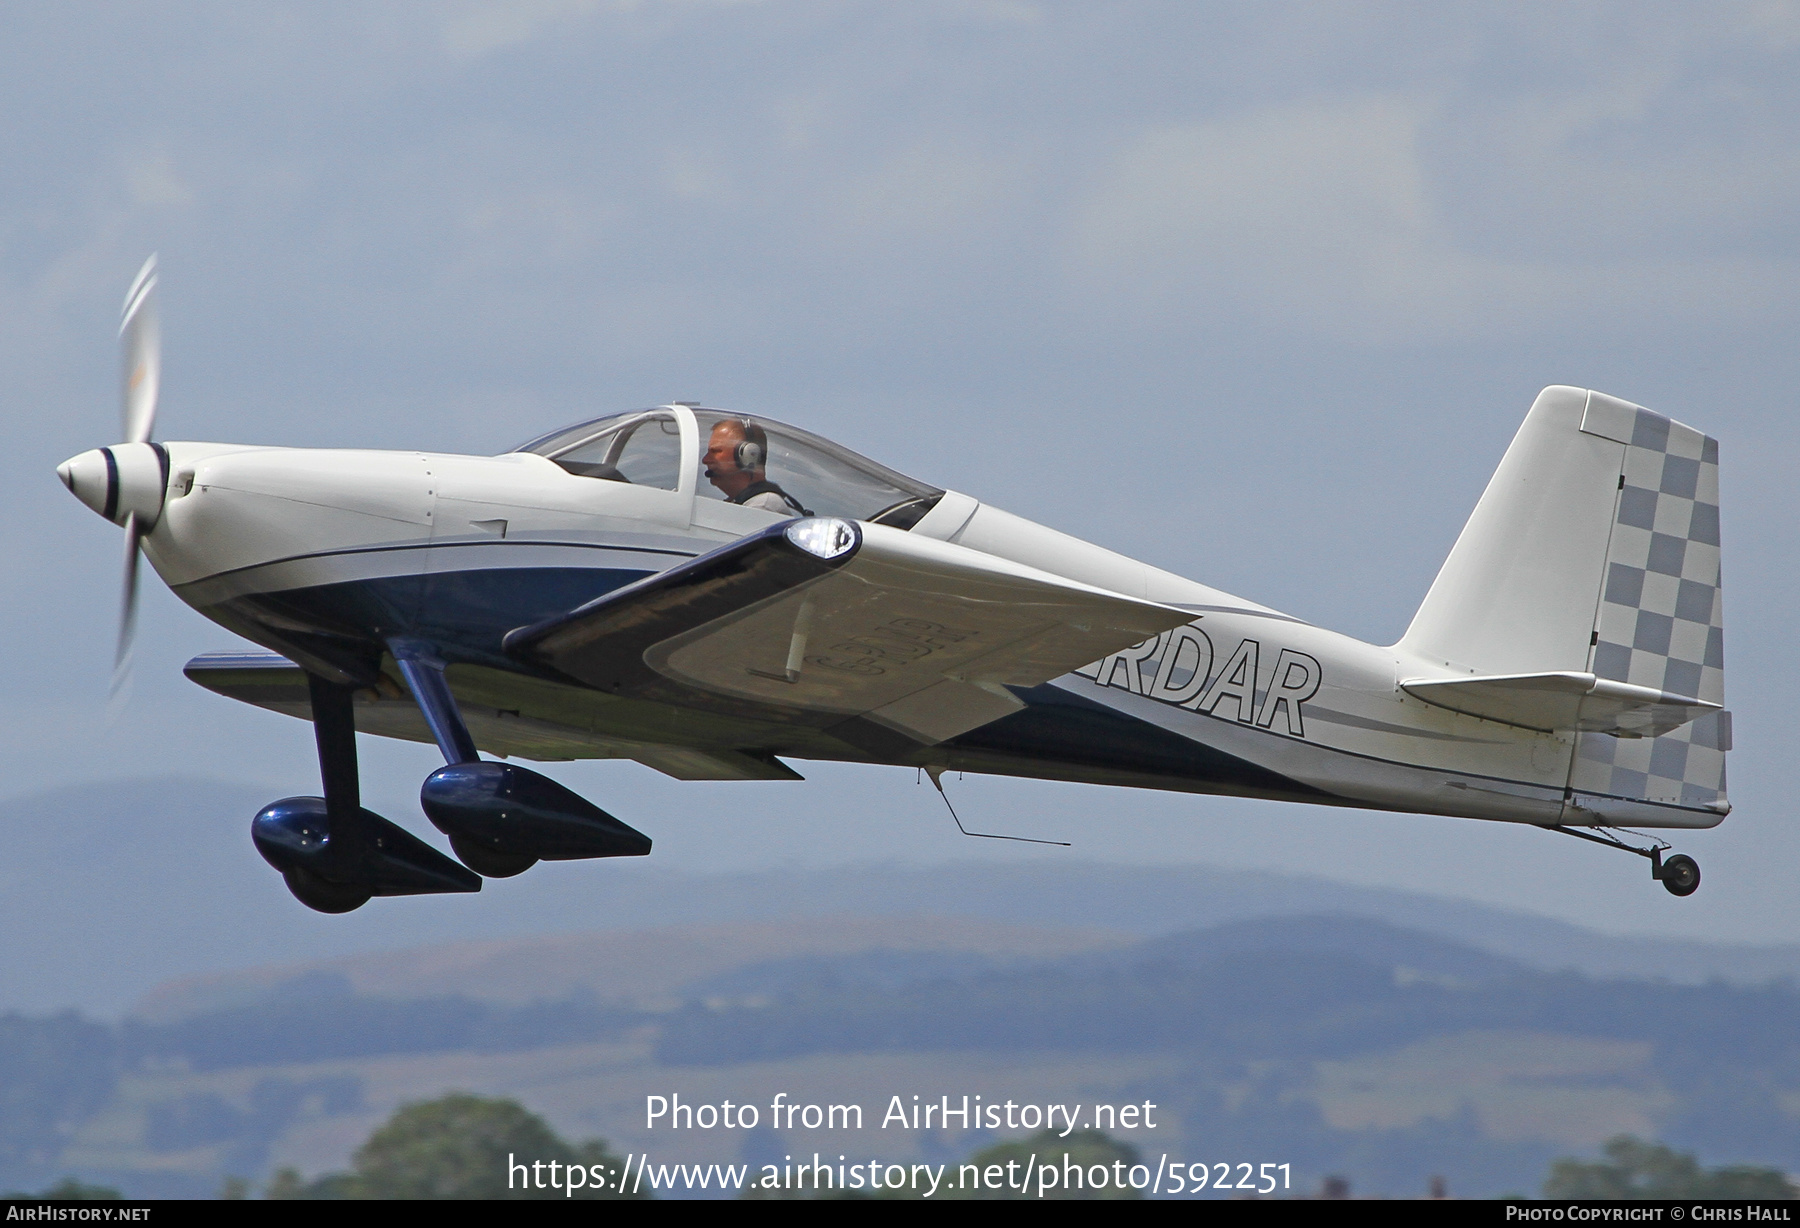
[703, 418, 811, 517]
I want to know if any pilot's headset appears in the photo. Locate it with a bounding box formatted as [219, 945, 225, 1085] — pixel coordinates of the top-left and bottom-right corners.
[731, 420, 769, 472]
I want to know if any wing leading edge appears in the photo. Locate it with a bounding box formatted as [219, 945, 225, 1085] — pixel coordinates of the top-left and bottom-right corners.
[505, 517, 1194, 745]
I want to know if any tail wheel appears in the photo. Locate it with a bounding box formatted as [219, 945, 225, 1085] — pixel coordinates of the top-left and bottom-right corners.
[1660, 853, 1701, 897]
[283, 866, 373, 914]
[449, 834, 538, 879]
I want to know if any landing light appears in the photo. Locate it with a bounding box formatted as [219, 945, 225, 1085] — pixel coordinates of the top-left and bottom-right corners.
[785, 517, 858, 560]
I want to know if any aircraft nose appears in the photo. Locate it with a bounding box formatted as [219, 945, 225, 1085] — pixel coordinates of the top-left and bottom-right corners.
[59, 449, 113, 519]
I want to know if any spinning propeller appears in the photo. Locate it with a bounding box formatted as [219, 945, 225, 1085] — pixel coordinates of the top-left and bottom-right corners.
[57, 255, 167, 698]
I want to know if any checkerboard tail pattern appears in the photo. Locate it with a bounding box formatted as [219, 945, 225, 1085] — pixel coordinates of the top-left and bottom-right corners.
[1569, 400, 1729, 809]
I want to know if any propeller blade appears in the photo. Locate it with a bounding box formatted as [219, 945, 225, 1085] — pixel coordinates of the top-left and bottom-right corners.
[120, 255, 160, 445]
[112, 512, 142, 698]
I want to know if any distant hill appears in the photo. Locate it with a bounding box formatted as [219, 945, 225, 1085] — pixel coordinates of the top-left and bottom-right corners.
[8, 777, 1800, 1017]
[132, 914, 1134, 1020]
[11, 910, 1800, 1200]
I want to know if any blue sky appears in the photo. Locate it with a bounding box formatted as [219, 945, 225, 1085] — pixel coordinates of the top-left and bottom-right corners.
[3, 1, 1798, 962]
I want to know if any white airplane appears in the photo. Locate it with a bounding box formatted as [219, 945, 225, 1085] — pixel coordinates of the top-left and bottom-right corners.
[59, 260, 1729, 912]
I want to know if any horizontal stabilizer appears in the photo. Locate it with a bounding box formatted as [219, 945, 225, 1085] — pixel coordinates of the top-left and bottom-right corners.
[1401, 671, 1720, 738]
[505, 518, 1192, 745]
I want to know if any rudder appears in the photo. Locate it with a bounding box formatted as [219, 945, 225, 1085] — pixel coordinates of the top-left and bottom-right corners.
[1566, 397, 1728, 817]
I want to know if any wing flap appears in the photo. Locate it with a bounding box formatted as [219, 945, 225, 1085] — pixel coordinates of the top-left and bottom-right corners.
[507, 518, 1192, 744]
[1401, 671, 1720, 737]
[631, 747, 805, 781]
[868, 678, 1025, 744]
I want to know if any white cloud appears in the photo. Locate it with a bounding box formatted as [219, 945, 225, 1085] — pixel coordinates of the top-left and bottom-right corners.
[125, 151, 196, 209]
[440, 0, 611, 60]
[439, 0, 768, 60]
[1741, 0, 1800, 50]
[662, 147, 733, 203]
[830, 138, 1025, 241]
[931, 0, 1043, 25]
[455, 187, 611, 269]
[1066, 95, 1799, 343]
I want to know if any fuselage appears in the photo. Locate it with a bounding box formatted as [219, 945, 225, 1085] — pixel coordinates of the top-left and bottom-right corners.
[92, 411, 1722, 834]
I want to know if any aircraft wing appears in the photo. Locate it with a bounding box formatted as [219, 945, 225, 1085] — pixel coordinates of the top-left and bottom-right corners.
[1400, 671, 1720, 738]
[505, 518, 1193, 745]
[183, 652, 804, 778]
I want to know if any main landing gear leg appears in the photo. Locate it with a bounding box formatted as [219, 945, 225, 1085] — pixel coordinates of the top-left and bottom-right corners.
[287, 673, 378, 912]
[392, 639, 537, 878]
[390, 639, 479, 766]
[1550, 825, 1701, 897]
[249, 669, 482, 913]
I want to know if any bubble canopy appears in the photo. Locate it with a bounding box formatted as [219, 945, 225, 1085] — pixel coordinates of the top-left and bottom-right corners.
[514, 408, 944, 527]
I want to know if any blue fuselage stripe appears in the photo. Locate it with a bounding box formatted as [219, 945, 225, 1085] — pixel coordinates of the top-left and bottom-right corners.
[205, 565, 655, 672]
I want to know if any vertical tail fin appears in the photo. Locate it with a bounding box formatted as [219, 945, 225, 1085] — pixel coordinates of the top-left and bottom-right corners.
[1401, 386, 1624, 676]
[1400, 386, 1728, 817]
